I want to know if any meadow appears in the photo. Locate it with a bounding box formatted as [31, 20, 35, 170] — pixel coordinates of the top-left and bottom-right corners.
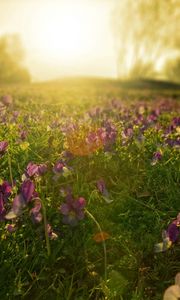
[0, 78, 179, 300]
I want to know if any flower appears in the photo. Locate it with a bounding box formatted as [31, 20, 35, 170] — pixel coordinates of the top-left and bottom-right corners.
[0, 181, 12, 220]
[0, 141, 8, 157]
[97, 179, 113, 204]
[6, 223, 16, 233]
[60, 195, 86, 226]
[21, 180, 36, 203]
[30, 198, 42, 223]
[53, 160, 66, 174]
[5, 179, 38, 219]
[24, 162, 47, 178]
[53, 160, 71, 180]
[155, 212, 180, 252]
[97, 179, 108, 196]
[47, 224, 58, 240]
[151, 151, 162, 165]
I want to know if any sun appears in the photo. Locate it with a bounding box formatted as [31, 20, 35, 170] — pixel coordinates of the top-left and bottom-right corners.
[30, 2, 95, 63]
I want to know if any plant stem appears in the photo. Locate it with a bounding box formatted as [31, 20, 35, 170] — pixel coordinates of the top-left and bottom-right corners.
[42, 199, 51, 257]
[7, 150, 13, 186]
[85, 209, 107, 281]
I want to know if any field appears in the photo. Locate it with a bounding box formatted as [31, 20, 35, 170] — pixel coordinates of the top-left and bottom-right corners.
[0, 78, 180, 300]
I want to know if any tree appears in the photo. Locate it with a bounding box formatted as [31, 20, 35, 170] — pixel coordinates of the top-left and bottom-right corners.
[0, 34, 31, 83]
[113, 0, 180, 82]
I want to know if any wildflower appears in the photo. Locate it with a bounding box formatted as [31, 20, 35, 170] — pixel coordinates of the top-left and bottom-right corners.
[155, 212, 180, 253]
[60, 196, 86, 226]
[97, 179, 108, 196]
[30, 198, 42, 223]
[6, 223, 16, 233]
[97, 179, 113, 204]
[5, 179, 37, 219]
[24, 162, 47, 179]
[47, 224, 58, 240]
[0, 141, 8, 157]
[20, 130, 28, 141]
[21, 180, 36, 203]
[0, 181, 12, 220]
[25, 162, 39, 178]
[53, 160, 66, 174]
[151, 151, 162, 165]
[53, 160, 71, 180]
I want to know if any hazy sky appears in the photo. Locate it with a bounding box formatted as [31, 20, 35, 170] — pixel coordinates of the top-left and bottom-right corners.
[0, 0, 117, 81]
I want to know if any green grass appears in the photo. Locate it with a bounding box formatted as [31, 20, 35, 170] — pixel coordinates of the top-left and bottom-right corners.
[0, 79, 180, 299]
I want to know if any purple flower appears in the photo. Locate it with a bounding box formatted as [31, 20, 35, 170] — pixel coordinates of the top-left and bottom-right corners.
[151, 151, 162, 165]
[6, 224, 16, 233]
[53, 160, 66, 173]
[25, 162, 47, 178]
[5, 180, 37, 219]
[0, 181, 12, 220]
[167, 223, 179, 243]
[53, 160, 70, 180]
[47, 224, 58, 240]
[154, 151, 162, 160]
[20, 130, 28, 141]
[97, 179, 109, 197]
[25, 162, 39, 178]
[21, 180, 36, 203]
[0, 141, 8, 157]
[30, 198, 42, 223]
[60, 196, 86, 226]
[38, 164, 48, 175]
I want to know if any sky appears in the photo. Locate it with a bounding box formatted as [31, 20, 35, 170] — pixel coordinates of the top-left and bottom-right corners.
[0, 0, 117, 81]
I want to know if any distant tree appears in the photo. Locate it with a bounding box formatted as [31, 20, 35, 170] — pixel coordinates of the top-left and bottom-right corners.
[0, 34, 31, 83]
[113, 0, 180, 81]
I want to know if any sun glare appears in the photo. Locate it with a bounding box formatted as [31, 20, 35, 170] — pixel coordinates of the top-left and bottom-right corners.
[0, 0, 117, 79]
[29, 2, 103, 64]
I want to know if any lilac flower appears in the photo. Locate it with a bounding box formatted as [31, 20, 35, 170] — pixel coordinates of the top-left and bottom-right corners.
[53, 160, 70, 180]
[97, 179, 113, 203]
[151, 151, 162, 165]
[167, 223, 179, 243]
[47, 224, 58, 240]
[6, 223, 16, 233]
[53, 161, 65, 173]
[102, 120, 117, 146]
[21, 180, 36, 203]
[20, 130, 28, 141]
[5, 179, 37, 219]
[25, 162, 39, 178]
[38, 164, 48, 175]
[10, 111, 20, 123]
[25, 162, 47, 178]
[122, 128, 133, 144]
[0, 141, 8, 157]
[155, 213, 180, 252]
[30, 198, 42, 223]
[165, 138, 180, 148]
[97, 179, 109, 198]
[60, 196, 86, 226]
[0, 181, 12, 220]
